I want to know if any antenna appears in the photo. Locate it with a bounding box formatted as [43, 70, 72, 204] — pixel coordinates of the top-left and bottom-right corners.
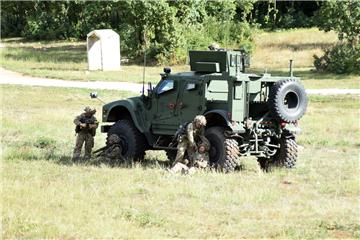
[142, 26, 147, 96]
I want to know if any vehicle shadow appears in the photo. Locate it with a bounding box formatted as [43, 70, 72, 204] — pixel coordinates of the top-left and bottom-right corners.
[55, 154, 172, 169]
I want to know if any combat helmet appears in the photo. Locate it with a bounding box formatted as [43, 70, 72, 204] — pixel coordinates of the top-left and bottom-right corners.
[108, 134, 120, 145]
[208, 42, 220, 51]
[194, 115, 207, 127]
[198, 142, 210, 153]
[84, 106, 96, 114]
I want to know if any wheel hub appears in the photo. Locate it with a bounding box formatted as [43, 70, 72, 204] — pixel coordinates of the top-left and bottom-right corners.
[284, 91, 299, 111]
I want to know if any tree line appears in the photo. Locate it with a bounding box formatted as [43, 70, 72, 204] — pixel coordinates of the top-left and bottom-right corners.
[1, 1, 359, 73]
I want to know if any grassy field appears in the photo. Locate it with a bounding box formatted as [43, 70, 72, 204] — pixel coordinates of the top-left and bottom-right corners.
[1, 28, 359, 89]
[2, 85, 359, 238]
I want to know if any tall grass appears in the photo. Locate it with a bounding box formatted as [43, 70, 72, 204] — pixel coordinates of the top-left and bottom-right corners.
[2, 85, 359, 238]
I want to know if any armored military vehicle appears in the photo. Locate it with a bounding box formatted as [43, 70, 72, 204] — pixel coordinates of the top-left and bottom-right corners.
[100, 49, 308, 171]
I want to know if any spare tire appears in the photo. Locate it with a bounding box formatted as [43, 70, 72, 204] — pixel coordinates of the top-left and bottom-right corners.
[268, 79, 308, 122]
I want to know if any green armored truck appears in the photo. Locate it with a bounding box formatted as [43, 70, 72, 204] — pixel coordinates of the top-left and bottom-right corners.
[100, 50, 308, 171]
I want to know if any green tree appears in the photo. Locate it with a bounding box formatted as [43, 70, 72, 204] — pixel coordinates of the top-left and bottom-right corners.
[313, 1, 360, 74]
[121, 0, 180, 62]
[316, 1, 360, 46]
[1, 0, 258, 64]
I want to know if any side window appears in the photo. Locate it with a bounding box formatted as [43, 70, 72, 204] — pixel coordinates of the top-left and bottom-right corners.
[186, 82, 196, 91]
[206, 80, 228, 101]
[156, 79, 174, 94]
[207, 80, 228, 93]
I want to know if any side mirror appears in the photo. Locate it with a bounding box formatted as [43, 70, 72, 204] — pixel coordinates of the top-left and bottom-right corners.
[90, 92, 98, 99]
[89, 92, 105, 104]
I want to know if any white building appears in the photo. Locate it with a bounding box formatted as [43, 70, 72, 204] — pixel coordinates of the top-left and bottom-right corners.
[87, 29, 121, 71]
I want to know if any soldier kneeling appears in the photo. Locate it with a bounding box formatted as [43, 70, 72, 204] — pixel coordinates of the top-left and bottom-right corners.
[173, 115, 209, 165]
[93, 134, 124, 166]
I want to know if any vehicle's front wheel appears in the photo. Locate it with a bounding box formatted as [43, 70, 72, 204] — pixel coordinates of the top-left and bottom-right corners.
[205, 126, 240, 172]
[107, 119, 147, 161]
[258, 131, 298, 171]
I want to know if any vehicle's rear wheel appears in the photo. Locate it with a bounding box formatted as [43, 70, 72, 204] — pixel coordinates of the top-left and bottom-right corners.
[205, 126, 240, 172]
[258, 131, 298, 171]
[107, 119, 147, 161]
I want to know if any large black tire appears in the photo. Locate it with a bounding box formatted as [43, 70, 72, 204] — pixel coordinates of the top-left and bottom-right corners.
[107, 119, 147, 161]
[258, 131, 298, 171]
[268, 79, 308, 123]
[205, 126, 240, 172]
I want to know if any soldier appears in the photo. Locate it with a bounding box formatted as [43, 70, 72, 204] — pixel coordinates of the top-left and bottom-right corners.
[208, 43, 220, 51]
[168, 161, 190, 174]
[190, 143, 210, 169]
[173, 115, 209, 165]
[169, 142, 210, 174]
[94, 134, 124, 166]
[72, 106, 98, 161]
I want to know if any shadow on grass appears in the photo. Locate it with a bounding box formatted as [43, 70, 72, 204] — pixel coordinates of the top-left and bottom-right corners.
[262, 42, 334, 51]
[55, 154, 172, 170]
[5, 143, 246, 173]
[2, 38, 81, 45]
[3, 45, 87, 63]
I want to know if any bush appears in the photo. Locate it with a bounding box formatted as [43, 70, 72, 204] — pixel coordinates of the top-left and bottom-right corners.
[314, 43, 360, 74]
[160, 18, 255, 65]
[313, 1, 360, 74]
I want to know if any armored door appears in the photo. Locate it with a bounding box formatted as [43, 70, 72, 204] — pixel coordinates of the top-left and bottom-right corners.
[151, 79, 183, 135]
[178, 80, 206, 122]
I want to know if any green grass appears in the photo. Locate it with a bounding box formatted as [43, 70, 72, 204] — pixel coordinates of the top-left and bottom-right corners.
[1, 28, 359, 88]
[2, 85, 359, 238]
[250, 28, 359, 89]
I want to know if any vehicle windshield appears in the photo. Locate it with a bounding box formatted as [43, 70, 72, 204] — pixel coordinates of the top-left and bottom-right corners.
[156, 79, 174, 94]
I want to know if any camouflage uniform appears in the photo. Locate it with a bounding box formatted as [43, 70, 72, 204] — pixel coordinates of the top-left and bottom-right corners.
[96, 134, 124, 165]
[190, 144, 210, 169]
[169, 162, 190, 174]
[170, 143, 210, 174]
[174, 115, 209, 165]
[208, 43, 226, 52]
[72, 107, 98, 161]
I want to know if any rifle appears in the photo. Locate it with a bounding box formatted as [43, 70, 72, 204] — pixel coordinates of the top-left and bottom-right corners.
[75, 117, 98, 136]
[169, 122, 189, 147]
[93, 145, 109, 156]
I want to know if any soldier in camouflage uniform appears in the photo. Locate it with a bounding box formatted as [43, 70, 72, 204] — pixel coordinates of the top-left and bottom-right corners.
[208, 43, 220, 51]
[169, 142, 210, 174]
[173, 115, 209, 165]
[94, 134, 124, 165]
[72, 106, 98, 161]
[190, 143, 210, 169]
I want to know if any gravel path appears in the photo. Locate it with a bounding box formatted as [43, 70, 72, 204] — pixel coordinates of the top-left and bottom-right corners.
[1, 67, 359, 95]
[0, 68, 144, 94]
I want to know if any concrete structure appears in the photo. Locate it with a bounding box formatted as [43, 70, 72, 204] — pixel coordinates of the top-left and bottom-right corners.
[87, 29, 120, 71]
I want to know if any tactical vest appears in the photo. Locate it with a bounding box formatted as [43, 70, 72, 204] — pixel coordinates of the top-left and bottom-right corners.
[75, 116, 97, 136]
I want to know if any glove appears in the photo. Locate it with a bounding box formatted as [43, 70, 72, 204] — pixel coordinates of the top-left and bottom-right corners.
[80, 123, 87, 128]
